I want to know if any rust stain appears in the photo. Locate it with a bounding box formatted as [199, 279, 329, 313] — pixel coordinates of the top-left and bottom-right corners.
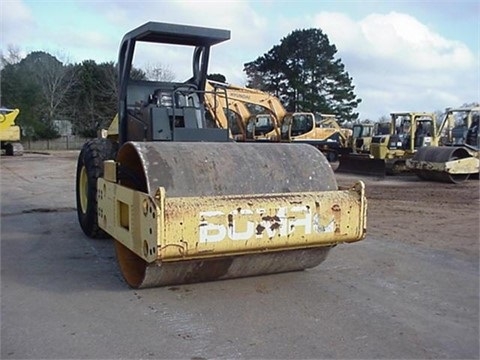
[261, 215, 280, 222]
[256, 224, 265, 235]
[270, 222, 280, 231]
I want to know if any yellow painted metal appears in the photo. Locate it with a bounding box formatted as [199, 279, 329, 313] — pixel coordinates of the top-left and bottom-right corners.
[0, 126, 21, 142]
[0, 108, 21, 142]
[78, 166, 89, 214]
[103, 160, 117, 182]
[97, 176, 367, 264]
[407, 155, 479, 174]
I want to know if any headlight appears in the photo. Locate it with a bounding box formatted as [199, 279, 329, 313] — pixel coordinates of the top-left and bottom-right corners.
[159, 93, 173, 107]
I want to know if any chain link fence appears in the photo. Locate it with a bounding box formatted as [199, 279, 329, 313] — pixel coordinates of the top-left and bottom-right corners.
[21, 136, 93, 151]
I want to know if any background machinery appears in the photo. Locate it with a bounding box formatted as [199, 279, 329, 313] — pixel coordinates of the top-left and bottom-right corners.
[75, 22, 367, 289]
[205, 81, 351, 161]
[348, 122, 390, 154]
[0, 108, 24, 156]
[205, 81, 285, 141]
[337, 112, 438, 177]
[407, 106, 479, 183]
[204, 80, 255, 141]
[280, 112, 352, 162]
[437, 106, 479, 147]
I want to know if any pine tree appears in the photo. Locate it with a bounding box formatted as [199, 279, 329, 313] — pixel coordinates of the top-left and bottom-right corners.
[244, 28, 361, 123]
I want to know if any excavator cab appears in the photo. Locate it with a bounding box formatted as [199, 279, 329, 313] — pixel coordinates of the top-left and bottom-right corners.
[75, 22, 367, 289]
[290, 113, 314, 136]
[246, 113, 276, 139]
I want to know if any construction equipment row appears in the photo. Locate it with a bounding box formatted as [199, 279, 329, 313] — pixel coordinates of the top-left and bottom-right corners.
[337, 108, 479, 183]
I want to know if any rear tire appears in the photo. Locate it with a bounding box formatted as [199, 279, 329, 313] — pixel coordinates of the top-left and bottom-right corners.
[3, 143, 21, 156]
[326, 151, 338, 163]
[76, 138, 118, 238]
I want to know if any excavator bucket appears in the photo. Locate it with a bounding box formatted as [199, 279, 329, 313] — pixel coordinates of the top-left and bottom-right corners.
[336, 153, 386, 178]
[97, 141, 367, 288]
[407, 146, 479, 184]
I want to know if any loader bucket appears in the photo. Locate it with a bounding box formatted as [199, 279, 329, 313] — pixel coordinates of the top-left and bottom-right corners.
[336, 154, 386, 178]
[97, 141, 367, 288]
[407, 146, 478, 184]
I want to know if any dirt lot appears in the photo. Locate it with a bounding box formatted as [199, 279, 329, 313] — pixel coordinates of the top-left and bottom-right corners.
[1, 151, 479, 359]
[335, 169, 479, 258]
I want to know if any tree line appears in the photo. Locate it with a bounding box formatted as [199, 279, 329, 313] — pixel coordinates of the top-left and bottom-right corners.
[1, 50, 139, 139]
[0, 27, 362, 140]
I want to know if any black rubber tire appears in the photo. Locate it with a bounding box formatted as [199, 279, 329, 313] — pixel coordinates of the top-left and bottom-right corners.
[326, 151, 338, 163]
[76, 138, 118, 238]
[4, 143, 13, 156]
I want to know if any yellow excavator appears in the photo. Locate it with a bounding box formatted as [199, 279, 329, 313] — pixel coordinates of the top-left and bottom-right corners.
[281, 113, 352, 162]
[205, 80, 285, 141]
[75, 22, 367, 289]
[0, 108, 24, 156]
[203, 81, 254, 141]
[205, 81, 351, 162]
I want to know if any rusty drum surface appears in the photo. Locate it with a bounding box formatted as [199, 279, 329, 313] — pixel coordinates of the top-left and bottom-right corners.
[113, 141, 338, 288]
[116, 141, 337, 196]
[412, 146, 471, 183]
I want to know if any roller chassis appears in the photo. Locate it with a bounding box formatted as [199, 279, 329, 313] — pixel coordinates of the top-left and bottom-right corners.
[98, 157, 366, 288]
[75, 21, 368, 288]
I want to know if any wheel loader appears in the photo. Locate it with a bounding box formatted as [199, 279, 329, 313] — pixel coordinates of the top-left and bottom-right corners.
[75, 22, 367, 289]
[0, 108, 24, 156]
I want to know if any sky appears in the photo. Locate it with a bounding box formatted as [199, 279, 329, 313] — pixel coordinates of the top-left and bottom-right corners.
[1, 0, 479, 121]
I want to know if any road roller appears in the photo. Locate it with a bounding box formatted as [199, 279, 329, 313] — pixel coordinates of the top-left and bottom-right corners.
[407, 146, 478, 183]
[406, 107, 479, 183]
[338, 111, 479, 183]
[75, 22, 367, 288]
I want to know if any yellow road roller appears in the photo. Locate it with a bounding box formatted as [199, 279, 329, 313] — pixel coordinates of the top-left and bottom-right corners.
[75, 22, 367, 288]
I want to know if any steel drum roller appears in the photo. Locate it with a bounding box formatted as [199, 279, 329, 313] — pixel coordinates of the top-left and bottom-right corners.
[116, 141, 337, 196]
[113, 141, 338, 288]
[412, 146, 471, 183]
